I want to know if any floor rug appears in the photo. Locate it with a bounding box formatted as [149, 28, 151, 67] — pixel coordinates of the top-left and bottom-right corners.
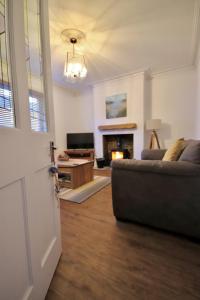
[59, 176, 111, 203]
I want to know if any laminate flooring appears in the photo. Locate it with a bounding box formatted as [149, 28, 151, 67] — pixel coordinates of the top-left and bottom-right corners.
[46, 169, 200, 300]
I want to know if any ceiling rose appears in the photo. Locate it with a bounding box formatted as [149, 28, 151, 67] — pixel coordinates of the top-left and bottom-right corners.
[61, 28, 86, 45]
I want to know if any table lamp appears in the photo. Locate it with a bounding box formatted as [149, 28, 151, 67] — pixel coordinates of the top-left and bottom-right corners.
[146, 119, 161, 149]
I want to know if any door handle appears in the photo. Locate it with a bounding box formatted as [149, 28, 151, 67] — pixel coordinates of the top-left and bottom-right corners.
[50, 141, 57, 163]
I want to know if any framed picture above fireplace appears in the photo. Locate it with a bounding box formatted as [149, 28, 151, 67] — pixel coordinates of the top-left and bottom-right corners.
[106, 93, 127, 119]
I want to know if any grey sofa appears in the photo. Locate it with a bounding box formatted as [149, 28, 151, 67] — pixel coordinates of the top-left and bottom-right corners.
[112, 149, 200, 238]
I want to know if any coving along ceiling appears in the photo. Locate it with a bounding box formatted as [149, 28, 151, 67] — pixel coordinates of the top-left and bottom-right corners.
[49, 0, 199, 88]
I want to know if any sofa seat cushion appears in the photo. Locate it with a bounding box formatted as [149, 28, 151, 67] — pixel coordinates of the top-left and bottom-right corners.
[179, 141, 200, 164]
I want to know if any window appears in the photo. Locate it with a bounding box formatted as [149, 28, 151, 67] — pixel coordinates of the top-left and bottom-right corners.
[0, 0, 15, 128]
[24, 0, 47, 132]
[29, 91, 47, 132]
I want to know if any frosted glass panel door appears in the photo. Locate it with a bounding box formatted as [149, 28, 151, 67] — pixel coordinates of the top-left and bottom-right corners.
[0, 1, 61, 299]
[24, 0, 47, 132]
[0, 0, 15, 128]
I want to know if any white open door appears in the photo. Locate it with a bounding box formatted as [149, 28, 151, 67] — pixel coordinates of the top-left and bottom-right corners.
[0, 0, 61, 299]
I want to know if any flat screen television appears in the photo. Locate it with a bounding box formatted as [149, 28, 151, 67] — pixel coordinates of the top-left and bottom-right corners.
[67, 133, 94, 149]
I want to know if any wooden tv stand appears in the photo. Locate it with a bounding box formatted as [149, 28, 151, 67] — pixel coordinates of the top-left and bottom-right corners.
[64, 149, 95, 161]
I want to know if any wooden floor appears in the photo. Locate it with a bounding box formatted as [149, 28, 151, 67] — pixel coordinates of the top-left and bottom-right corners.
[46, 169, 200, 300]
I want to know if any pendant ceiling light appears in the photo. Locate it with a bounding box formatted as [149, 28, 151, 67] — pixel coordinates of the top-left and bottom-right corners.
[61, 29, 87, 82]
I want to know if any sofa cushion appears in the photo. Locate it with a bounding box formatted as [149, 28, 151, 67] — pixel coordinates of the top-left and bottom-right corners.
[179, 141, 200, 164]
[162, 138, 186, 161]
[141, 149, 167, 160]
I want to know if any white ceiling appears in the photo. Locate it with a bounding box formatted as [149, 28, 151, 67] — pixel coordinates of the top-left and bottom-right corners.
[49, 0, 199, 88]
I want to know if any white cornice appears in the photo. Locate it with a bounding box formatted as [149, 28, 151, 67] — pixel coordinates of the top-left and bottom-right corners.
[91, 68, 150, 88]
[53, 63, 197, 88]
[52, 64, 197, 88]
[52, 68, 150, 90]
[151, 64, 196, 78]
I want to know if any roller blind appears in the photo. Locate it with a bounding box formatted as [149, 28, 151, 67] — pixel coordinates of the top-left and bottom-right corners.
[0, 84, 15, 127]
[29, 90, 47, 132]
[0, 0, 15, 128]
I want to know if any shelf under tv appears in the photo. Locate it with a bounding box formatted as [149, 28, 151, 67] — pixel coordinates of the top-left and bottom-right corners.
[64, 149, 95, 160]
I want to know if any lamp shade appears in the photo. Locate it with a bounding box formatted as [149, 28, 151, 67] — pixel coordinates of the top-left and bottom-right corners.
[146, 119, 161, 130]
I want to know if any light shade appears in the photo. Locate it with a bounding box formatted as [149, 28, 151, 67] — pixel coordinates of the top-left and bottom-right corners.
[61, 28, 87, 82]
[64, 53, 87, 81]
[146, 119, 161, 130]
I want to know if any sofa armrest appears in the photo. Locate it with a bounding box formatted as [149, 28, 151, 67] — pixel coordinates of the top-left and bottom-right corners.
[141, 149, 167, 160]
[112, 159, 200, 177]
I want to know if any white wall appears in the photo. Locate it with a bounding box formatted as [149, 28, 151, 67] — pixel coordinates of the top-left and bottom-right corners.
[73, 87, 94, 133]
[53, 85, 94, 151]
[151, 67, 197, 148]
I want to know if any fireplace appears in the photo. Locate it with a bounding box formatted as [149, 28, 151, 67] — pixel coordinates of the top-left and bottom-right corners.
[103, 134, 133, 165]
